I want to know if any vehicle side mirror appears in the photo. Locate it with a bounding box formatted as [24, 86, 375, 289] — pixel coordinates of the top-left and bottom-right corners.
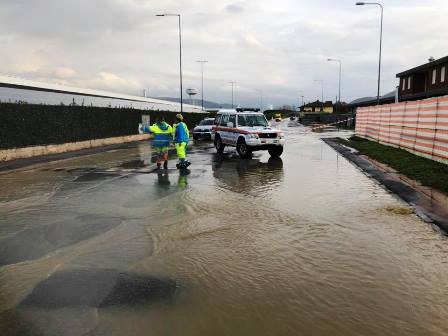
[227, 122, 234, 128]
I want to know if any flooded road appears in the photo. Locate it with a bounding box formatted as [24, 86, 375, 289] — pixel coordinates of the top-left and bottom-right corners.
[1, 121, 447, 336]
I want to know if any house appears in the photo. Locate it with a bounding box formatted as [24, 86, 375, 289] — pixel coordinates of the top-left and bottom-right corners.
[301, 100, 334, 113]
[397, 56, 448, 101]
[347, 90, 396, 113]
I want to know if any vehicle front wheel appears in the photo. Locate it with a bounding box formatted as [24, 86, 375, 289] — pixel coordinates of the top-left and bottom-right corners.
[268, 146, 283, 157]
[215, 135, 225, 153]
[237, 139, 252, 158]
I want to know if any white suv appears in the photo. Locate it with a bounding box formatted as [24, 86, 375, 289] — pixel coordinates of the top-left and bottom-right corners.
[192, 118, 215, 140]
[211, 109, 285, 158]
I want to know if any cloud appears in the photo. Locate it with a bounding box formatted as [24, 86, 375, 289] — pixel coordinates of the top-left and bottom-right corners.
[243, 33, 269, 51]
[87, 72, 142, 92]
[225, 4, 245, 14]
[54, 67, 77, 79]
[0, 0, 447, 107]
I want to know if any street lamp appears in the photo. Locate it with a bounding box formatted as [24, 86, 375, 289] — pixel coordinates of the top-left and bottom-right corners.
[256, 89, 263, 111]
[196, 60, 208, 111]
[327, 58, 342, 104]
[229, 81, 236, 108]
[314, 79, 324, 111]
[156, 13, 183, 113]
[297, 90, 304, 112]
[327, 58, 342, 113]
[356, 2, 383, 105]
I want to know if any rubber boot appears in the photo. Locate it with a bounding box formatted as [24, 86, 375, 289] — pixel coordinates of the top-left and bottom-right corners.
[163, 160, 168, 170]
[157, 162, 161, 169]
[176, 159, 185, 169]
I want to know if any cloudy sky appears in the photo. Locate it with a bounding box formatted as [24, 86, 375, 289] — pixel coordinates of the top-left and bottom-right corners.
[0, 0, 447, 107]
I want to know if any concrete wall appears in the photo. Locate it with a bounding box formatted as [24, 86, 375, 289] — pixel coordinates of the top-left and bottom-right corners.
[0, 103, 213, 162]
[0, 134, 151, 162]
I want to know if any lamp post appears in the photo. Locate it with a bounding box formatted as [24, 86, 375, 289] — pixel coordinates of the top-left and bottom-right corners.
[356, 2, 383, 105]
[156, 13, 183, 112]
[196, 60, 208, 111]
[258, 89, 263, 111]
[327, 58, 342, 113]
[297, 90, 304, 113]
[229, 81, 236, 108]
[327, 58, 342, 104]
[314, 80, 324, 111]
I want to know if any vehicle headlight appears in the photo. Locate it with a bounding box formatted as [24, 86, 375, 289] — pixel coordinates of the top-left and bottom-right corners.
[278, 132, 285, 138]
[247, 134, 259, 139]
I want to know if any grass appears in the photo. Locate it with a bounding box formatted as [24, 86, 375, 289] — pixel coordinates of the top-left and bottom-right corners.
[336, 136, 448, 194]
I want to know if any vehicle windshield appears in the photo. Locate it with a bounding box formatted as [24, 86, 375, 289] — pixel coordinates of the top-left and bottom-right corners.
[237, 114, 268, 127]
[199, 119, 214, 126]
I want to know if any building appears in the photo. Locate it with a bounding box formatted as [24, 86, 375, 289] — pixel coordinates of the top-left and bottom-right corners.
[397, 56, 448, 102]
[301, 100, 334, 113]
[348, 56, 448, 112]
[0, 75, 203, 113]
[347, 90, 396, 113]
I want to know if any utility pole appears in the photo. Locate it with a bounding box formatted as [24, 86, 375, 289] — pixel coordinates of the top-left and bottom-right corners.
[196, 60, 208, 111]
[298, 90, 304, 112]
[256, 89, 263, 111]
[327, 58, 342, 107]
[314, 80, 324, 111]
[229, 81, 236, 108]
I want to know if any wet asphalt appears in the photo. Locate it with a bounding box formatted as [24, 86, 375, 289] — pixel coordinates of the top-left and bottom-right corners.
[1, 120, 448, 336]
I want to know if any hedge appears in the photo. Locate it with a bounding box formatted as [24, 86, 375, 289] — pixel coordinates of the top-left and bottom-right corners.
[0, 103, 213, 150]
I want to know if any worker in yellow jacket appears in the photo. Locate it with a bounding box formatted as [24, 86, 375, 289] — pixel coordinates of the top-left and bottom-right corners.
[173, 114, 191, 169]
[142, 118, 173, 169]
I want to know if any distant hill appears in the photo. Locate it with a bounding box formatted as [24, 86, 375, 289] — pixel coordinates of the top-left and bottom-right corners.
[156, 97, 233, 109]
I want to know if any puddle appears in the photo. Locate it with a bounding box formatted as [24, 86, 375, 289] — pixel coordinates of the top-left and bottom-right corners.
[2, 125, 448, 336]
[74, 172, 120, 182]
[20, 269, 176, 308]
[119, 160, 147, 169]
[0, 215, 122, 266]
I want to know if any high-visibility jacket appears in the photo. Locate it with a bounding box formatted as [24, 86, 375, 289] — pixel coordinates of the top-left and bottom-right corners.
[143, 122, 173, 149]
[173, 122, 189, 144]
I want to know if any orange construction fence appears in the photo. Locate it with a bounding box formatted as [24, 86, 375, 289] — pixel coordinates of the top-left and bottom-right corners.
[355, 95, 448, 164]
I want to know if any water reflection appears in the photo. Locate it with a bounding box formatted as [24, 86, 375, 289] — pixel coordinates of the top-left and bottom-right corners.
[156, 171, 171, 189]
[178, 169, 190, 189]
[212, 155, 284, 196]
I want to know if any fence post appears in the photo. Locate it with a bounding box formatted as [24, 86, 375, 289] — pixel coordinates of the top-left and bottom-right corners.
[377, 104, 381, 143]
[398, 101, 407, 150]
[387, 105, 392, 145]
[412, 100, 421, 153]
[431, 98, 440, 160]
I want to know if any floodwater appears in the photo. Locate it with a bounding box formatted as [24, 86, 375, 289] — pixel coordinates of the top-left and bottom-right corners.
[0, 121, 447, 336]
